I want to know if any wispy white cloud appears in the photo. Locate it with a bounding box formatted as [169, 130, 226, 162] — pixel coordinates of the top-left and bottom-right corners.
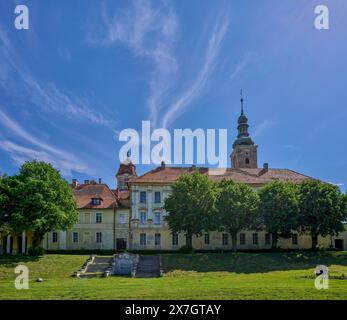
[0, 26, 113, 129]
[253, 120, 275, 137]
[100, 0, 178, 126]
[229, 52, 255, 82]
[329, 182, 345, 187]
[161, 17, 229, 128]
[0, 110, 90, 176]
[99, 0, 230, 129]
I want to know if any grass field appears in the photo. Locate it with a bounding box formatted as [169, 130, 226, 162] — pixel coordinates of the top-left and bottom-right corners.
[1, 251, 347, 300]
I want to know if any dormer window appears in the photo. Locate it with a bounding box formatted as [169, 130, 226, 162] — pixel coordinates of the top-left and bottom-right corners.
[91, 198, 101, 205]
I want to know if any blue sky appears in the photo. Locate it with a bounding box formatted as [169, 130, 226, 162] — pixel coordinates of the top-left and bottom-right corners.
[0, 0, 346, 190]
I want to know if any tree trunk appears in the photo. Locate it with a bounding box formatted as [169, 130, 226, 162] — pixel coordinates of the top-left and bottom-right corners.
[311, 234, 318, 250]
[33, 231, 44, 248]
[231, 232, 237, 253]
[271, 233, 278, 249]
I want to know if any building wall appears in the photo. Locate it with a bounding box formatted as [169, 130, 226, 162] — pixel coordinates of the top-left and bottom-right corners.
[0, 232, 33, 254]
[129, 183, 347, 251]
[45, 209, 116, 250]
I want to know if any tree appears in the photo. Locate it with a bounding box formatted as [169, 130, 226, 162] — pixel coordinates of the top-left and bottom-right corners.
[0, 175, 15, 236]
[298, 179, 347, 250]
[258, 182, 300, 249]
[2, 161, 78, 248]
[164, 171, 217, 249]
[215, 180, 260, 252]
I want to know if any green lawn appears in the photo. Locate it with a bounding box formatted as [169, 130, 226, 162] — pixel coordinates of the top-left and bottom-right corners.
[1, 252, 347, 299]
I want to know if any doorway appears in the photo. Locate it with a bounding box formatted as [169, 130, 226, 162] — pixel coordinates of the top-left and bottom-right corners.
[116, 238, 127, 251]
[335, 239, 344, 251]
[18, 236, 22, 254]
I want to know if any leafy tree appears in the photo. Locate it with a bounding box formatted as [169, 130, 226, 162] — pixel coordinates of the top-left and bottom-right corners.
[164, 171, 217, 249]
[298, 179, 347, 250]
[2, 161, 78, 248]
[0, 175, 16, 236]
[258, 182, 300, 248]
[215, 180, 260, 252]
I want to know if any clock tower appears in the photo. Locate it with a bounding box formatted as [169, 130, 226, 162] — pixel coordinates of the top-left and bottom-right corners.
[231, 91, 258, 169]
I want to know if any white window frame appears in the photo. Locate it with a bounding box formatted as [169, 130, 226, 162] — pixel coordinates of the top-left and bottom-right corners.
[172, 233, 179, 246]
[52, 232, 58, 243]
[154, 212, 161, 225]
[72, 232, 79, 243]
[119, 213, 126, 224]
[96, 212, 103, 224]
[204, 233, 210, 245]
[154, 191, 161, 204]
[139, 191, 146, 204]
[140, 211, 147, 225]
[140, 233, 146, 246]
[155, 233, 161, 246]
[96, 232, 102, 243]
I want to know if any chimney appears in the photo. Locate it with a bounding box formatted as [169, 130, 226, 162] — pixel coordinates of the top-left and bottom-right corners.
[98, 178, 102, 184]
[263, 163, 269, 172]
[258, 163, 269, 176]
[84, 180, 90, 184]
[72, 179, 78, 188]
[161, 161, 166, 169]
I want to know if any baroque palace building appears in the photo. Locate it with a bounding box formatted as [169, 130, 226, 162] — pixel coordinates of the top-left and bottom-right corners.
[1, 97, 346, 253]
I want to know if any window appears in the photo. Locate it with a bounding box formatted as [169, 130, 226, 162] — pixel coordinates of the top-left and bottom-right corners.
[292, 234, 298, 245]
[252, 233, 258, 245]
[240, 233, 246, 245]
[172, 233, 178, 246]
[140, 212, 147, 225]
[84, 213, 90, 224]
[204, 233, 210, 245]
[245, 158, 250, 165]
[155, 233, 161, 246]
[222, 234, 228, 246]
[52, 232, 58, 243]
[154, 191, 161, 203]
[265, 233, 271, 245]
[73, 232, 79, 243]
[140, 233, 146, 246]
[91, 198, 101, 205]
[119, 214, 126, 224]
[96, 212, 102, 223]
[140, 191, 146, 204]
[96, 232, 102, 243]
[154, 212, 161, 225]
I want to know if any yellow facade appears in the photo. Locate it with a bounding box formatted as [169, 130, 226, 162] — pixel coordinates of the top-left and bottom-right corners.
[0, 231, 34, 254]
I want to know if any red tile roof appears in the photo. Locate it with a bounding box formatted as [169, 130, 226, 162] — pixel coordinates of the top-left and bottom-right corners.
[129, 166, 313, 186]
[73, 183, 118, 209]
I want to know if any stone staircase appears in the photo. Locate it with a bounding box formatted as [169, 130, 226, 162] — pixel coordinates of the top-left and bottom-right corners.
[135, 255, 161, 278]
[78, 256, 112, 278]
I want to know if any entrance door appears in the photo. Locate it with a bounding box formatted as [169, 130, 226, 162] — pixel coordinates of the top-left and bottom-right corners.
[116, 238, 127, 251]
[9, 236, 13, 254]
[18, 236, 23, 254]
[335, 239, 344, 251]
[2, 237, 7, 254]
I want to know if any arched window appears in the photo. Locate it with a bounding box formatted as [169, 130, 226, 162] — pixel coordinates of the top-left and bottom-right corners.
[245, 158, 250, 165]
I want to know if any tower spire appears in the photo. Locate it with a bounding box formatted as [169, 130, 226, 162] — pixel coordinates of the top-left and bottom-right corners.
[240, 89, 244, 115]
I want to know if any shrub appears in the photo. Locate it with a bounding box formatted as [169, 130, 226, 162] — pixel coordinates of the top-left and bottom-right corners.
[179, 245, 194, 253]
[28, 246, 46, 256]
